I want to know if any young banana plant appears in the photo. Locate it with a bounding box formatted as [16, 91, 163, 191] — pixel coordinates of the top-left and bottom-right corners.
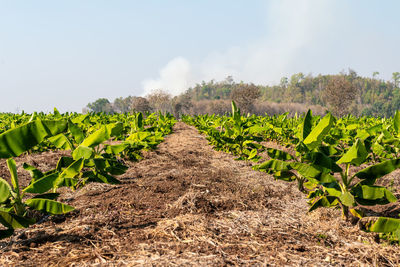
[255, 110, 399, 220]
[0, 159, 74, 239]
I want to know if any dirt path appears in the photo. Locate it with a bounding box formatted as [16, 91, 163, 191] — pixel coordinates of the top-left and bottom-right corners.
[0, 122, 399, 266]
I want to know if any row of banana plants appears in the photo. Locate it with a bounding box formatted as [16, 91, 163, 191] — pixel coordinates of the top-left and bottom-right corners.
[184, 102, 400, 244]
[0, 110, 176, 238]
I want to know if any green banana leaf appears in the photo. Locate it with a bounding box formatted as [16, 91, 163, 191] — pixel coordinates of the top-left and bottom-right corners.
[303, 113, 335, 150]
[25, 199, 74, 215]
[266, 148, 294, 160]
[48, 133, 73, 150]
[304, 152, 342, 172]
[290, 162, 336, 183]
[72, 146, 93, 160]
[368, 217, 400, 233]
[80, 126, 110, 148]
[0, 210, 35, 229]
[23, 173, 59, 194]
[337, 139, 368, 166]
[309, 196, 338, 212]
[23, 163, 44, 180]
[355, 158, 400, 183]
[394, 110, 400, 135]
[301, 109, 313, 140]
[0, 120, 67, 158]
[0, 178, 11, 203]
[7, 159, 19, 197]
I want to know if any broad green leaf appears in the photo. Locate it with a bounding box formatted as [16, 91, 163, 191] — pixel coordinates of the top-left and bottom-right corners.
[248, 125, 268, 135]
[56, 178, 78, 188]
[248, 148, 258, 159]
[42, 120, 68, 136]
[68, 121, 85, 144]
[356, 130, 370, 140]
[339, 192, 355, 207]
[48, 133, 73, 150]
[72, 146, 93, 160]
[56, 156, 75, 171]
[80, 126, 110, 148]
[303, 113, 335, 150]
[290, 162, 336, 183]
[53, 107, 61, 116]
[394, 110, 400, 135]
[87, 172, 121, 184]
[322, 182, 342, 197]
[367, 124, 384, 135]
[346, 124, 358, 130]
[0, 120, 67, 158]
[304, 152, 342, 172]
[126, 131, 151, 142]
[371, 142, 385, 156]
[107, 122, 123, 137]
[59, 158, 84, 178]
[0, 178, 11, 203]
[353, 185, 397, 202]
[355, 158, 400, 182]
[23, 173, 59, 194]
[25, 199, 74, 215]
[273, 171, 296, 181]
[137, 112, 143, 129]
[255, 159, 291, 172]
[6, 159, 19, 196]
[23, 163, 44, 179]
[266, 148, 294, 160]
[301, 109, 312, 140]
[70, 114, 89, 124]
[319, 145, 339, 157]
[336, 139, 368, 166]
[0, 210, 34, 229]
[105, 143, 128, 155]
[368, 217, 400, 233]
[54, 158, 84, 187]
[309, 196, 338, 212]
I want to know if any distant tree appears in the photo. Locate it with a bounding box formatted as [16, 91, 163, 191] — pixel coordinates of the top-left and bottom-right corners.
[392, 72, 400, 88]
[372, 71, 380, 79]
[113, 96, 133, 113]
[280, 77, 288, 88]
[131, 96, 152, 113]
[230, 83, 261, 114]
[86, 98, 114, 113]
[323, 76, 357, 117]
[171, 93, 192, 118]
[146, 90, 172, 114]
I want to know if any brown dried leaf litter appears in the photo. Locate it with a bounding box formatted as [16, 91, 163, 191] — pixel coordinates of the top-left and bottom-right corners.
[0, 122, 399, 266]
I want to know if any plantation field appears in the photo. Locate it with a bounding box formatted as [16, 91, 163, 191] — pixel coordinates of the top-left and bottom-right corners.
[1, 122, 400, 266]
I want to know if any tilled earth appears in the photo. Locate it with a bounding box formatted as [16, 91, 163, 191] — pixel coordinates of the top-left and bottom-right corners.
[0, 122, 399, 266]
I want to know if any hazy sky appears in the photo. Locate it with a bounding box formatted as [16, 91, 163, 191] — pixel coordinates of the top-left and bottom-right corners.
[1, 0, 399, 113]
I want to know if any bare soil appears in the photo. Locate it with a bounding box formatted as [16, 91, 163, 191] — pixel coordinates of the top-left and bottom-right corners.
[0, 122, 399, 266]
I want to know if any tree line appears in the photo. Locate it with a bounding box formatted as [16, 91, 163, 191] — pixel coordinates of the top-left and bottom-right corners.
[85, 70, 400, 117]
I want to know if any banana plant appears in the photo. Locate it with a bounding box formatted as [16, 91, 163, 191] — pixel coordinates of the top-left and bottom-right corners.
[47, 122, 127, 188]
[363, 216, 400, 244]
[255, 110, 399, 219]
[254, 110, 336, 192]
[0, 159, 74, 239]
[187, 102, 264, 161]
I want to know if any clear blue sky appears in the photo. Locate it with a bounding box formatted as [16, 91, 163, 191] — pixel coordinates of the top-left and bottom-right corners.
[1, 0, 399, 113]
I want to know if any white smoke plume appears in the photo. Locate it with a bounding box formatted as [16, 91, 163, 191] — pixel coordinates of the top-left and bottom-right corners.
[141, 0, 334, 96]
[142, 57, 193, 96]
